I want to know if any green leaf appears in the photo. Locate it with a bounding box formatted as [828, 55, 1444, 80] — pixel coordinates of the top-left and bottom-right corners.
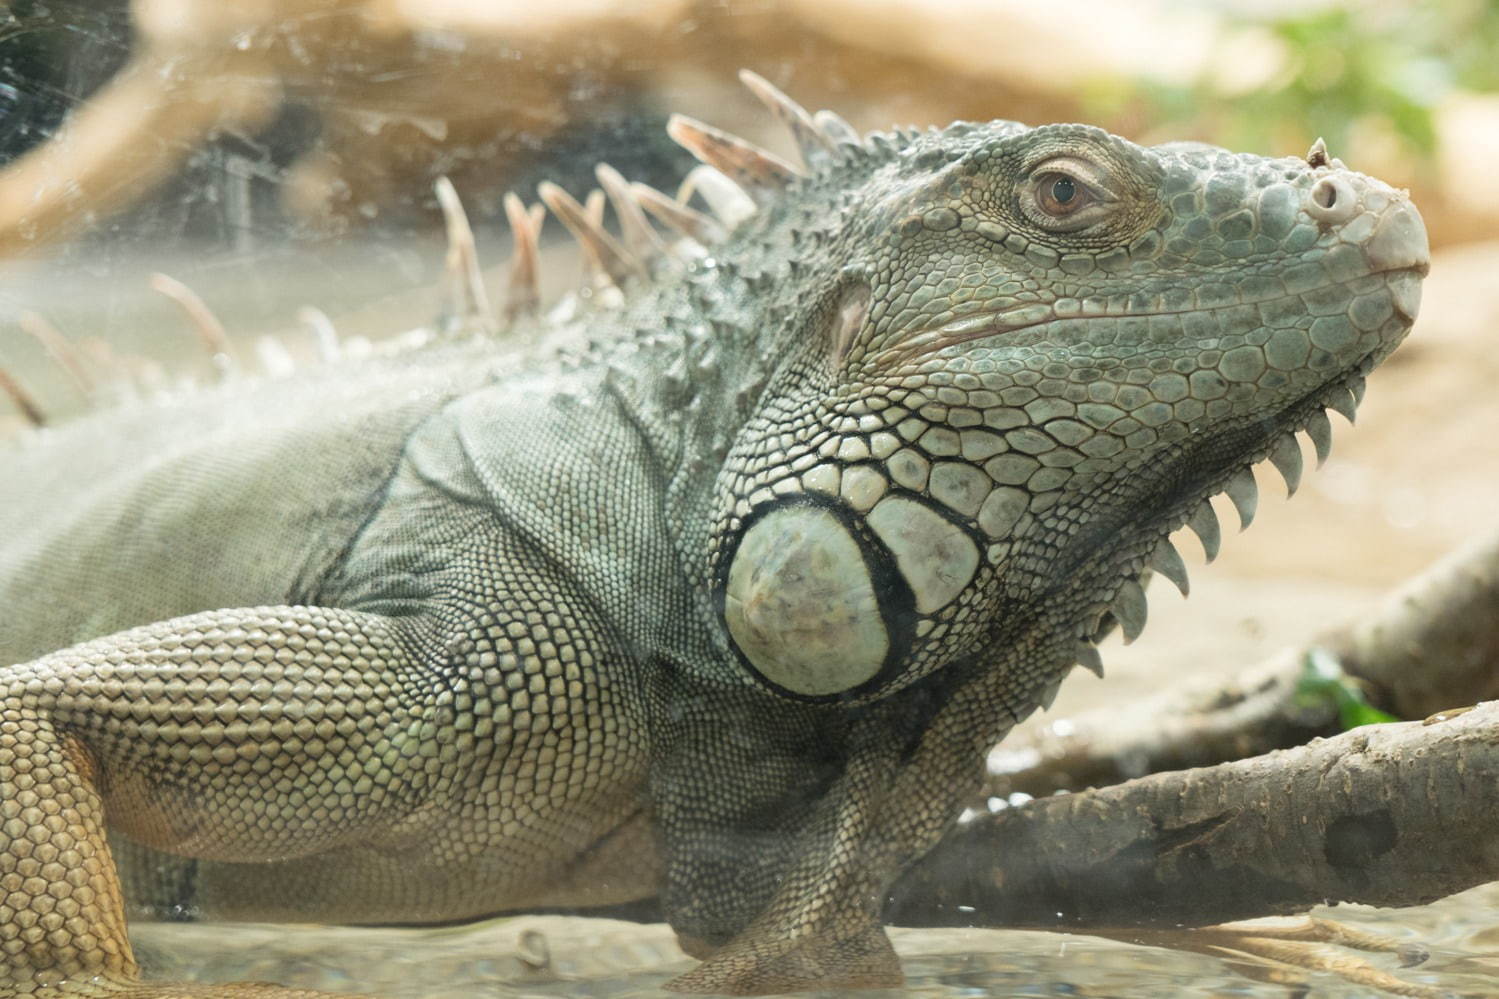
[1110, 0, 1499, 167]
[1294, 648, 1398, 731]
[1339, 698, 1400, 730]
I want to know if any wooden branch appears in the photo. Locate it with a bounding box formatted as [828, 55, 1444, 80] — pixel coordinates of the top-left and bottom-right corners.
[1321, 528, 1499, 718]
[887, 700, 1499, 930]
[0, 50, 279, 256]
[987, 528, 1499, 798]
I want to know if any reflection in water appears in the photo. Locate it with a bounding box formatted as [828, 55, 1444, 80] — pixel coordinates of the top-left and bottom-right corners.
[131, 883, 1499, 998]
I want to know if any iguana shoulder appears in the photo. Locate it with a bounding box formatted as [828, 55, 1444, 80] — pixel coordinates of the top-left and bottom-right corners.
[0, 340, 501, 661]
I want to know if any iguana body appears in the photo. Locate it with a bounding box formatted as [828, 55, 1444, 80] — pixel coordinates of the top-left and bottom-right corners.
[0, 75, 1428, 996]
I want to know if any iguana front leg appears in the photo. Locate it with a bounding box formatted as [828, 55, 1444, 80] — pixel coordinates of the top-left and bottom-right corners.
[665, 743, 927, 993]
[658, 664, 1034, 996]
[0, 604, 433, 997]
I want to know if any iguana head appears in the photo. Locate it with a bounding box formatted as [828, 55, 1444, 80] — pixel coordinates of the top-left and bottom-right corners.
[701, 75, 1427, 704]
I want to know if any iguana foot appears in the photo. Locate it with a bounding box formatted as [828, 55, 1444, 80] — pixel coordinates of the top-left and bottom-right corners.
[664, 920, 902, 995]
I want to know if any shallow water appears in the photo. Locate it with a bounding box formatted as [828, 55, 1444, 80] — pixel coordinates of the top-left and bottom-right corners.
[131, 883, 1499, 997]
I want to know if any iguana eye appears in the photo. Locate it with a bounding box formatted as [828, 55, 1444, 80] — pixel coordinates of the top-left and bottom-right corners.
[1037, 174, 1085, 215]
[1019, 157, 1117, 232]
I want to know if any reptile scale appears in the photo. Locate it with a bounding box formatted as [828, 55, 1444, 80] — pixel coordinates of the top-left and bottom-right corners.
[0, 73, 1429, 996]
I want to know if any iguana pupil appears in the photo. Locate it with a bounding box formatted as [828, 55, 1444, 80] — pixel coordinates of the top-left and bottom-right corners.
[1051, 176, 1076, 204]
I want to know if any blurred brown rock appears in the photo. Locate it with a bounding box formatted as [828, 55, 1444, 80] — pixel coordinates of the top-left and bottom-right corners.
[0, 0, 1493, 255]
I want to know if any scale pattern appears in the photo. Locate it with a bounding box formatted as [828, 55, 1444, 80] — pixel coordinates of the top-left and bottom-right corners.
[0, 74, 1427, 997]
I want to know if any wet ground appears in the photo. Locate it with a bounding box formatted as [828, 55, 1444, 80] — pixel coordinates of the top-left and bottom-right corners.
[130, 882, 1499, 997]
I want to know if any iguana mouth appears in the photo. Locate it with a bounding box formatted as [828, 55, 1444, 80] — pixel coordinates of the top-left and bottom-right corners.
[870, 268, 1422, 371]
[864, 304, 1054, 369]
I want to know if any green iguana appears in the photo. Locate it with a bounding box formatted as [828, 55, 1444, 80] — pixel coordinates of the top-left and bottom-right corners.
[0, 72, 1428, 996]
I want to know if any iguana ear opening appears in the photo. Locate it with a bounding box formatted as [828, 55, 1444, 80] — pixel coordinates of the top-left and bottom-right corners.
[830, 282, 871, 368]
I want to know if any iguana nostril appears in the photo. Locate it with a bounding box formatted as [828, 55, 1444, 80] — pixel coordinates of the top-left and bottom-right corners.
[1307, 176, 1356, 223]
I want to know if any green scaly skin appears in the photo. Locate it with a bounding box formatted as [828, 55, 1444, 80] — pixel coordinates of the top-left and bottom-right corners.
[0, 78, 1427, 996]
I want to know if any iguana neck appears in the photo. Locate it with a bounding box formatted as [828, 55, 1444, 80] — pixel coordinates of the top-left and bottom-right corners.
[558, 233, 830, 595]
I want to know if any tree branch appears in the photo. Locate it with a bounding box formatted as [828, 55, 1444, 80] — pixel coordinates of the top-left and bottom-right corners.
[0, 49, 280, 257]
[888, 699, 1499, 930]
[985, 528, 1499, 798]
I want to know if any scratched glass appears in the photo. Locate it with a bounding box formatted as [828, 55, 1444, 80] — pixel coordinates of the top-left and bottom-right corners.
[0, 3, 1492, 998]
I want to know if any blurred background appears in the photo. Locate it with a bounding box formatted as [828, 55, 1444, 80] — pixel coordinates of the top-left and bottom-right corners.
[0, 0, 1496, 410]
[1, 0, 1497, 995]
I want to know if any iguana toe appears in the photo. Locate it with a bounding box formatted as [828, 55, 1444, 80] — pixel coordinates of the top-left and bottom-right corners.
[664, 921, 902, 995]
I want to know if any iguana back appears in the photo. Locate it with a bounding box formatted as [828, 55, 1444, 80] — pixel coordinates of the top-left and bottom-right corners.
[1, 343, 502, 663]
